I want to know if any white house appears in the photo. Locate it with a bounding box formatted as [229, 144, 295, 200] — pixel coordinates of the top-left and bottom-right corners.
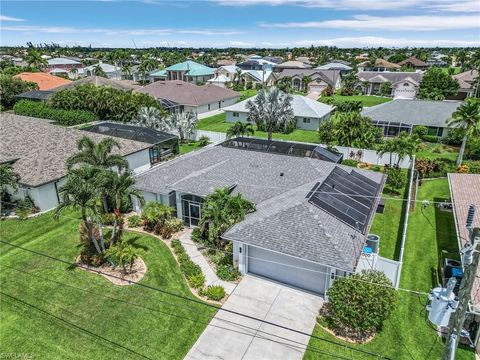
[0, 114, 153, 212]
[207, 65, 239, 88]
[84, 62, 122, 80]
[357, 71, 424, 100]
[224, 94, 333, 131]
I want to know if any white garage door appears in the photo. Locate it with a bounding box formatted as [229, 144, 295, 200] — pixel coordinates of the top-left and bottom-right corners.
[247, 246, 328, 295]
[394, 89, 416, 99]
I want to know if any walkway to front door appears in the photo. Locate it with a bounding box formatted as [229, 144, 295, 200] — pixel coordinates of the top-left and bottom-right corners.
[184, 275, 323, 360]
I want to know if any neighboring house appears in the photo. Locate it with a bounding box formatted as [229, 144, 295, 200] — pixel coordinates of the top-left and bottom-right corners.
[46, 57, 83, 72]
[275, 61, 312, 71]
[224, 94, 333, 130]
[136, 80, 239, 114]
[447, 173, 480, 351]
[151, 60, 215, 84]
[133, 138, 384, 296]
[295, 56, 314, 65]
[362, 99, 461, 137]
[452, 70, 479, 100]
[81, 122, 179, 166]
[240, 69, 275, 88]
[14, 72, 71, 90]
[237, 55, 277, 71]
[216, 59, 236, 67]
[84, 62, 122, 80]
[398, 56, 429, 71]
[207, 65, 239, 88]
[316, 62, 353, 74]
[357, 59, 401, 72]
[357, 71, 424, 99]
[274, 69, 342, 92]
[263, 56, 284, 64]
[0, 114, 152, 212]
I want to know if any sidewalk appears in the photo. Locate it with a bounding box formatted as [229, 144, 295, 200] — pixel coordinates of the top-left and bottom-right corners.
[179, 229, 237, 295]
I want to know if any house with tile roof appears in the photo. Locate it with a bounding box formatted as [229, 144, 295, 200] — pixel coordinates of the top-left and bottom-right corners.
[357, 58, 401, 72]
[273, 69, 342, 93]
[136, 80, 239, 114]
[224, 93, 333, 130]
[452, 69, 479, 100]
[357, 71, 424, 99]
[398, 56, 429, 71]
[14, 72, 71, 90]
[153, 60, 215, 84]
[276, 60, 312, 70]
[0, 114, 152, 212]
[133, 139, 385, 296]
[316, 61, 353, 74]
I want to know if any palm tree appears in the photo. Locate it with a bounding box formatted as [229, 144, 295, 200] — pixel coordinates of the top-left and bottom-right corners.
[233, 68, 243, 86]
[93, 64, 107, 78]
[0, 164, 18, 193]
[246, 87, 294, 141]
[376, 139, 397, 167]
[25, 48, 47, 70]
[54, 166, 103, 254]
[138, 58, 158, 77]
[133, 107, 163, 129]
[226, 122, 255, 139]
[69, 67, 78, 80]
[67, 136, 128, 171]
[121, 63, 132, 80]
[448, 99, 480, 166]
[160, 112, 197, 143]
[105, 238, 143, 273]
[99, 170, 144, 244]
[301, 75, 312, 92]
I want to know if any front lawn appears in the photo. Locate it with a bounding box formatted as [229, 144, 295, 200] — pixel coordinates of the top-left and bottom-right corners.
[0, 212, 215, 359]
[319, 95, 392, 107]
[196, 113, 231, 132]
[304, 179, 473, 360]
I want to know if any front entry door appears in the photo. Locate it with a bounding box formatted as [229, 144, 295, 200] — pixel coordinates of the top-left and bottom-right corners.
[189, 203, 201, 227]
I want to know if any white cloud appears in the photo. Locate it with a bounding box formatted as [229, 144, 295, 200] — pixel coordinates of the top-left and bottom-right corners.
[213, 0, 479, 11]
[1, 25, 241, 36]
[0, 15, 26, 22]
[295, 36, 480, 47]
[261, 14, 480, 31]
[229, 40, 254, 47]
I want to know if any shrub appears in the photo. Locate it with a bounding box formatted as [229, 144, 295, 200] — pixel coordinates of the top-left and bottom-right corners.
[180, 259, 202, 278]
[198, 135, 210, 147]
[384, 167, 406, 191]
[127, 214, 142, 228]
[216, 264, 241, 281]
[413, 125, 428, 137]
[191, 227, 206, 244]
[171, 239, 185, 255]
[457, 164, 470, 173]
[157, 217, 183, 239]
[202, 285, 226, 301]
[416, 158, 456, 178]
[0, 75, 38, 109]
[341, 159, 359, 167]
[14, 100, 97, 125]
[324, 270, 396, 340]
[141, 201, 175, 232]
[422, 135, 439, 143]
[464, 161, 480, 174]
[101, 213, 116, 226]
[465, 137, 480, 161]
[442, 128, 465, 146]
[318, 120, 336, 145]
[187, 273, 206, 289]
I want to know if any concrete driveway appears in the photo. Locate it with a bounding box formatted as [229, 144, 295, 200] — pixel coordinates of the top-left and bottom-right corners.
[184, 275, 323, 360]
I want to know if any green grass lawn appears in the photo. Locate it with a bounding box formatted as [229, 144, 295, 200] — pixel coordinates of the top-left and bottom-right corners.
[196, 112, 321, 144]
[319, 94, 392, 107]
[0, 212, 216, 360]
[304, 179, 474, 360]
[179, 141, 203, 154]
[416, 141, 460, 162]
[441, 67, 462, 75]
[239, 89, 258, 102]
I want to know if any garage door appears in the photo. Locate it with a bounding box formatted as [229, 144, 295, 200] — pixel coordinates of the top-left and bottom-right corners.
[247, 246, 328, 295]
[394, 89, 416, 99]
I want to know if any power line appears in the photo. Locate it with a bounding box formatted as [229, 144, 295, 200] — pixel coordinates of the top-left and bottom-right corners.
[0, 239, 392, 359]
[1, 264, 354, 360]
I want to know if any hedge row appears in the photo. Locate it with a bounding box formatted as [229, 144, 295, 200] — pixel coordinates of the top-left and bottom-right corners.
[13, 100, 97, 126]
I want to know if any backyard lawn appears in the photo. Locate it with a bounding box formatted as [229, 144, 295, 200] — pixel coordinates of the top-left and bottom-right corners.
[304, 178, 474, 360]
[0, 212, 216, 359]
[319, 94, 392, 107]
[196, 112, 320, 144]
[238, 89, 258, 102]
[179, 140, 203, 154]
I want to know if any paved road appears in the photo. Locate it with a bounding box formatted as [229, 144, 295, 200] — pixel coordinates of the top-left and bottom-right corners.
[184, 275, 323, 360]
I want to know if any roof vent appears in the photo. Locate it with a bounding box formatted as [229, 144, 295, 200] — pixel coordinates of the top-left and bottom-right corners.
[280, 172, 284, 177]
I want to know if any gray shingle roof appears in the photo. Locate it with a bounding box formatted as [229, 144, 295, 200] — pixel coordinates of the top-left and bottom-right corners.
[362, 99, 462, 127]
[358, 71, 423, 84]
[274, 69, 341, 87]
[135, 146, 385, 271]
[0, 114, 150, 187]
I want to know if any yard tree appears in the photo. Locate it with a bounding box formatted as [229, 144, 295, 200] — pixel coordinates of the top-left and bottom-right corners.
[0, 75, 38, 109]
[332, 112, 382, 148]
[226, 121, 254, 139]
[340, 72, 358, 96]
[159, 111, 197, 143]
[93, 64, 107, 78]
[379, 81, 392, 97]
[133, 106, 164, 129]
[419, 67, 460, 100]
[24, 48, 47, 70]
[0, 164, 19, 209]
[448, 99, 480, 166]
[246, 86, 294, 141]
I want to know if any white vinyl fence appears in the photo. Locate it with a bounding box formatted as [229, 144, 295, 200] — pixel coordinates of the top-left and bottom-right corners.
[193, 130, 412, 169]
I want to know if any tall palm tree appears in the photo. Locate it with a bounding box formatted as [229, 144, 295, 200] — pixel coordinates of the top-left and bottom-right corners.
[54, 166, 103, 254]
[226, 122, 255, 139]
[233, 68, 243, 86]
[67, 136, 128, 170]
[376, 139, 397, 167]
[246, 87, 294, 141]
[138, 58, 159, 77]
[301, 75, 312, 92]
[121, 63, 132, 80]
[448, 99, 480, 166]
[25, 48, 47, 70]
[93, 64, 107, 78]
[160, 112, 197, 143]
[69, 67, 78, 80]
[133, 107, 163, 129]
[99, 170, 144, 244]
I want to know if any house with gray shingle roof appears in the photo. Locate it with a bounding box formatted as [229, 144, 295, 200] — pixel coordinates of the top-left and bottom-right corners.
[133, 140, 385, 296]
[362, 99, 461, 137]
[223, 93, 333, 130]
[358, 71, 424, 99]
[0, 114, 152, 212]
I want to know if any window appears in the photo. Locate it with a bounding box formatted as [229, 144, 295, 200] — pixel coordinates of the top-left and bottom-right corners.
[208, 104, 211, 110]
[233, 112, 240, 117]
[403, 82, 410, 87]
[303, 118, 311, 123]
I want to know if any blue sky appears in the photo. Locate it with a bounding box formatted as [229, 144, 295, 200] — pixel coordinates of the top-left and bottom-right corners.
[1, 0, 479, 48]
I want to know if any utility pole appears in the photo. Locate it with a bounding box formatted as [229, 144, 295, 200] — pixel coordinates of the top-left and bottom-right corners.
[442, 205, 479, 360]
